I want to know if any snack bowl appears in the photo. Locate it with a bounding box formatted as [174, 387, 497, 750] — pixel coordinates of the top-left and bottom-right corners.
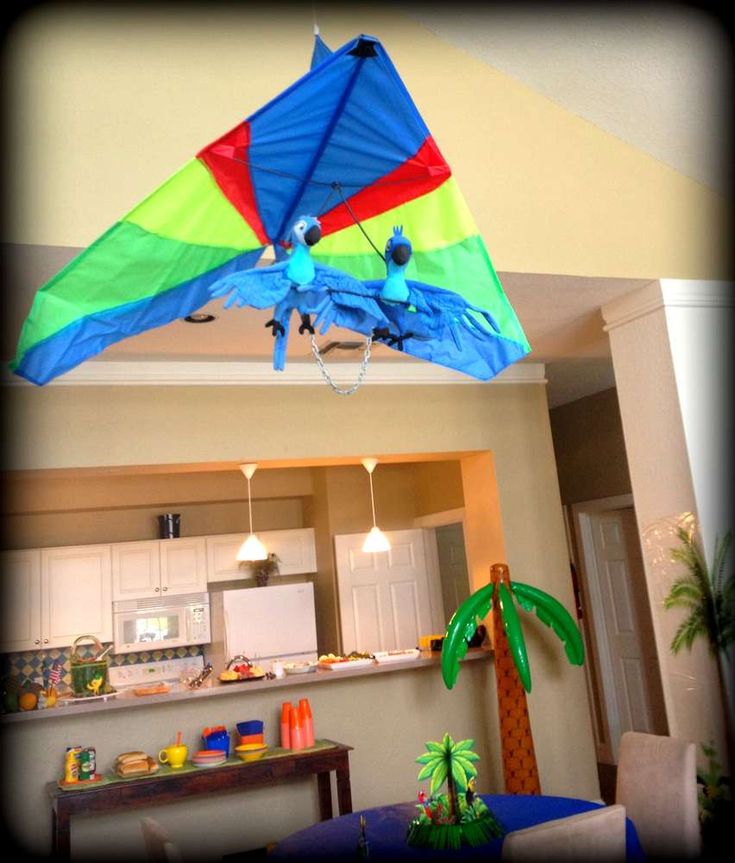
[235, 743, 268, 762]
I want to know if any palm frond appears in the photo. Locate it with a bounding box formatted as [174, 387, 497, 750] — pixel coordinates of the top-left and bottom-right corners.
[664, 578, 706, 610]
[712, 532, 732, 595]
[671, 609, 708, 654]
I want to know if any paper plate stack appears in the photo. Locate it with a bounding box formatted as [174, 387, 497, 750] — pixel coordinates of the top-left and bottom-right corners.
[192, 749, 227, 768]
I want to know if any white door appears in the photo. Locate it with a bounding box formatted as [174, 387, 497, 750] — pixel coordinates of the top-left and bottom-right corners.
[41, 545, 113, 646]
[0, 549, 42, 652]
[435, 523, 470, 624]
[160, 537, 207, 595]
[579, 505, 664, 762]
[335, 529, 443, 653]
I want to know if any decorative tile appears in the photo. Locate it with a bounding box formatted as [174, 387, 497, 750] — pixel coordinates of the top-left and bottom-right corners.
[1, 644, 204, 686]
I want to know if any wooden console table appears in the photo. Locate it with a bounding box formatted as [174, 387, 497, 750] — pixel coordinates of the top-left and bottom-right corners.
[46, 740, 353, 859]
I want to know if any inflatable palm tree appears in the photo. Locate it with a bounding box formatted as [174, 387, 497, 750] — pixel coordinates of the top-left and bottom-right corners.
[441, 563, 584, 794]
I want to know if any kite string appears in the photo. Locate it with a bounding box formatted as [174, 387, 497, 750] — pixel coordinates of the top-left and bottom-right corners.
[332, 182, 385, 262]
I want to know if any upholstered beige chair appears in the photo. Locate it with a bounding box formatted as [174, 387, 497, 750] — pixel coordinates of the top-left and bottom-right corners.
[615, 731, 701, 859]
[141, 817, 183, 862]
[502, 804, 627, 861]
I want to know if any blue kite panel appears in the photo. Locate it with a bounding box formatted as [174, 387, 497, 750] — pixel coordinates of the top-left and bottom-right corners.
[248, 36, 430, 242]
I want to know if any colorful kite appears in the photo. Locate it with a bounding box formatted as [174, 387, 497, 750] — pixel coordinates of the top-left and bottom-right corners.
[11, 33, 529, 386]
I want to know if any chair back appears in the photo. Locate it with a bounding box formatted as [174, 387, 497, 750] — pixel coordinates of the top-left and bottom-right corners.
[140, 817, 183, 862]
[615, 731, 700, 859]
[502, 804, 627, 861]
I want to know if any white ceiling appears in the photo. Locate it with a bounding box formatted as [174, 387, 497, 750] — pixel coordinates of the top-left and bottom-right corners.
[4, 7, 727, 408]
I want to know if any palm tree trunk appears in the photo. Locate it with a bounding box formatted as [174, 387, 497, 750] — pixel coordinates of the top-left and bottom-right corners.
[491, 563, 541, 795]
[446, 769, 457, 823]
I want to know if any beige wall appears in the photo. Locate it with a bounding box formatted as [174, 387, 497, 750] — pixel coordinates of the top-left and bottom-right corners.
[3, 661, 498, 859]
[549, 388, 632, 506]
[3, 380, 600, 801]
[6, 6, 727, 279]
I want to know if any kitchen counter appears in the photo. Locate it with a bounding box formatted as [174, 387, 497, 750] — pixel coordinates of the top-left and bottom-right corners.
[1, 648, 492, 723]
[4, 646, 497, 860]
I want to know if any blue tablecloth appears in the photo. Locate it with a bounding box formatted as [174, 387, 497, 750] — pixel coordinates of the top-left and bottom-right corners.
[271, 794, 645, 860]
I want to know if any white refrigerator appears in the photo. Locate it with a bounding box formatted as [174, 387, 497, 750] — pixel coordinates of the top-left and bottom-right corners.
[222, 582, 318, 672]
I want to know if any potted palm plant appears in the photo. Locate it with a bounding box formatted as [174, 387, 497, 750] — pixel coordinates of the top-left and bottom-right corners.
[240, 552, 280, 587]
[663, 520, 734, 855]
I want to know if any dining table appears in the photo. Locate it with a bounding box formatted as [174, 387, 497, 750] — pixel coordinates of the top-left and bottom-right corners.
[270, 793, 645, 860]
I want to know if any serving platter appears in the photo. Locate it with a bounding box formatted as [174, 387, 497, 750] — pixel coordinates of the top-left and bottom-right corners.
[218, 673, 267, 684]
[317, 658, 374, 671]
[373, 649, 421, 664]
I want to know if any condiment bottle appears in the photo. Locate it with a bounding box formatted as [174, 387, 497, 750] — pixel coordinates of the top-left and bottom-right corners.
[289, 703, 304, 750]
[64, 747, 80, 783]
[298, 698, 314, 747]
[280, 702, 292, 749]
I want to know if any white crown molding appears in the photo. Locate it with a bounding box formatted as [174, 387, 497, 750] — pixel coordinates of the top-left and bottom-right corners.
[3, 359, 546, 387]
[602, 279, 733, 332]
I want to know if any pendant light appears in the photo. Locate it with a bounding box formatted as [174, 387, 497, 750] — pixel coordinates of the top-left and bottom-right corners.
[361, 458, 391, 553]
[236, 463, 268, 561]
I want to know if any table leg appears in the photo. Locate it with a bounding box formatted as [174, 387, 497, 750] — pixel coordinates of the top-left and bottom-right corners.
[336, 765, 353, 815]
[52, 803, 71, 860]
[317, 771, 333, 820]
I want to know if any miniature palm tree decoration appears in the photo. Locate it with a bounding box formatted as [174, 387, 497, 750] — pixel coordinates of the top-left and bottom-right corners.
[407, 733, 504, 850]
[441, 563, 585, 794]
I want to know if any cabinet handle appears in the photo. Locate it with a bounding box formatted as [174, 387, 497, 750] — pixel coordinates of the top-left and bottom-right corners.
[155, 587, 160, 592]
[162, 586, 168, 591]
[35, 639, 40, 645]
[43, 639, 49, 644]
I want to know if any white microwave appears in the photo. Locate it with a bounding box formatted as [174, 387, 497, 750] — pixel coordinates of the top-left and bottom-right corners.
[112, 592, 211, 654]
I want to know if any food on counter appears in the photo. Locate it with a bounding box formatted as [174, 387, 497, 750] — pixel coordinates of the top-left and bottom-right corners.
[18, 690, 38, 711]
[318, 651, 373, 664]
[317, 652, 375, 671]
[219, 663, 266, 682]
[283, 661, 317, 675]
[114, 750, 160, 778]
[132, 683, 171, 696]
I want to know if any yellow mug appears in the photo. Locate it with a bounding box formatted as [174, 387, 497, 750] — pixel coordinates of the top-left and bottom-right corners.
[158, 744, 188, 768]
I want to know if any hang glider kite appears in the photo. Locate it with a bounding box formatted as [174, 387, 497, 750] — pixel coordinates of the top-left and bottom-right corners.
[11, 33, 530, 386]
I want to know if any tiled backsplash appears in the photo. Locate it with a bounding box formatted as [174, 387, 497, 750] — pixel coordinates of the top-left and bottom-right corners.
[1, 643, 205, 691]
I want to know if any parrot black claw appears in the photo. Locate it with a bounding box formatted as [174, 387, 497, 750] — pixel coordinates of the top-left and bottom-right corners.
[389, 331, 413, 350]
[265, 318, 285, 337]
[372, 327, 392, 342]
[298, 314, 315, 335]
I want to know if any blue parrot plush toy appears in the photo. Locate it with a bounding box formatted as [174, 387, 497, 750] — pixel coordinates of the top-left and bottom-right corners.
[208, 215, 389, 370]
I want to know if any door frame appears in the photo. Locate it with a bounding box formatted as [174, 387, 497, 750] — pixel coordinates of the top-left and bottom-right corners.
[570, 494, 634, 764]
[413, 509, 468, 629]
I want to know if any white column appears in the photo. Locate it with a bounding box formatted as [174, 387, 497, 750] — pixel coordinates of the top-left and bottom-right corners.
[602, 280, 732, 760]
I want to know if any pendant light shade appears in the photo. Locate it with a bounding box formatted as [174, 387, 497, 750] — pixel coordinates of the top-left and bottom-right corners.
[237, 463, 268, 561]
[361, 458, 391, 553]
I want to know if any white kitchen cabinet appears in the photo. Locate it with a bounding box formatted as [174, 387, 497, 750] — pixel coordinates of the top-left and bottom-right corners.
[0, 549, 42, 653]
[206, 528, 317, 583]
[0, 545, 113, 653]
[112, 537, 206, 600]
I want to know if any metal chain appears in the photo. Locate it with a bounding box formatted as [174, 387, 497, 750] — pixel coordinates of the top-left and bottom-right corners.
[310, 335, 372, 395]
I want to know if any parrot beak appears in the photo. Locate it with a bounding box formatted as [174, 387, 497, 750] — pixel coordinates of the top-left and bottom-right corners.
[391, 243, 411, 265]
[304, 224, 322, 246]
